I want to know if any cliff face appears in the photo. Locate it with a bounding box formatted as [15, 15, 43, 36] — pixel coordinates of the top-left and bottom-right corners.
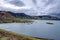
[0, 11, 15, 18]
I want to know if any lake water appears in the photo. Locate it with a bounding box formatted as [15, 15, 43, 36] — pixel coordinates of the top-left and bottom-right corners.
[0, 20, 60, 40]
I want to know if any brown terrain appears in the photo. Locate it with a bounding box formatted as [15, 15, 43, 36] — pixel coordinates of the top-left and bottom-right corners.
[0, 11, 15, 19]
[0, 31, 32, 40]
[0, 29, 51, 40]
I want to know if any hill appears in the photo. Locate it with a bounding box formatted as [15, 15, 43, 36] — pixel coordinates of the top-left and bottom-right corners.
[0, 11, 15, 19]
[0, 11, 60, 20]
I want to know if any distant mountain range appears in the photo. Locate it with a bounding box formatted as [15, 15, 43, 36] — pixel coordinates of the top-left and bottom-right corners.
[50, 13, 60, 18]
[0, 11, 60, 20]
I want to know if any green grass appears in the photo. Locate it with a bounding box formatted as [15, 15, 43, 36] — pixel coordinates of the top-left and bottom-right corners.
[0, 18, 32, 23]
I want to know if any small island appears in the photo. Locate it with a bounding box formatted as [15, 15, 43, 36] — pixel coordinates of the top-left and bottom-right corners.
[46, 22, 53, 24]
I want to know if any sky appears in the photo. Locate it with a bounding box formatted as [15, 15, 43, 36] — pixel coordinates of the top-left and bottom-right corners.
[0, 0, 60, 17]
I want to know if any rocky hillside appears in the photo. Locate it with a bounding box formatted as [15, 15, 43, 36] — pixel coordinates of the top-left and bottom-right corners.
[0, 11, 15, 19]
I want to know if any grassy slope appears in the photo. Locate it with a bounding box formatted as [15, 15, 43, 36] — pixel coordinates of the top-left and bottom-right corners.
[0, 29, 51, 40]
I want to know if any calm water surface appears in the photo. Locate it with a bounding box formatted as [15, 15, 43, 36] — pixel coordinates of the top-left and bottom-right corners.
[0, 20, 60, 40]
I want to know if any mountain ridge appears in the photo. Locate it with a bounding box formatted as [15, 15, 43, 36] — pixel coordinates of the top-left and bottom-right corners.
[0, 11, 60, 20]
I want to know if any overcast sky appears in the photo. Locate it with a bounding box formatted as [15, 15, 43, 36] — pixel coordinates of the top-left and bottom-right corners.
[0, 0, 60, 16]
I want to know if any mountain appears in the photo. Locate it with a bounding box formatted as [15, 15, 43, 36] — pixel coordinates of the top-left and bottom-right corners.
[10, 13, 31, 17]
[50, 13, 60, 18]
[37, 15, 56, 18]
[0, 11, 15, 18]
[0, 11, 31, 19]
[0, 11, 60, 20]
[36, 15, 60, 20]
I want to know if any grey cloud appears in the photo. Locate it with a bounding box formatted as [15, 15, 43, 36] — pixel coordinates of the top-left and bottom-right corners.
[2, 0, 25, 7]
[8, 0, 25, 6]
[32, 0, 37, 5]
[0, 0, 60, 17]
[45, 0, 54, 6]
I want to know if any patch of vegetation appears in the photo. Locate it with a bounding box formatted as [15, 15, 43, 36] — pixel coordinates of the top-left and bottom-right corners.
[0, 18, 32, 23]
[0, 29, 51, 40]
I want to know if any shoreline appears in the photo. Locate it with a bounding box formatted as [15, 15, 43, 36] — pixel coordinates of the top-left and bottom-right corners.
[0, 29, 52, 40]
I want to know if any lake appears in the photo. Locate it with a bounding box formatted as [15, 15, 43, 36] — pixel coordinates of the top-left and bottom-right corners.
[0, 20, 60, 40]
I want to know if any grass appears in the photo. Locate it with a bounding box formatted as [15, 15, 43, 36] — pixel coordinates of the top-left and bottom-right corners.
[0, 29, 52, 40]
[0, 18, 32, 23]
[0, 37, 8, 40]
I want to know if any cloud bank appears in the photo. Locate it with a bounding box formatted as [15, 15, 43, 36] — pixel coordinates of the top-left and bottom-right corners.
[0, 0, 60, 16]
